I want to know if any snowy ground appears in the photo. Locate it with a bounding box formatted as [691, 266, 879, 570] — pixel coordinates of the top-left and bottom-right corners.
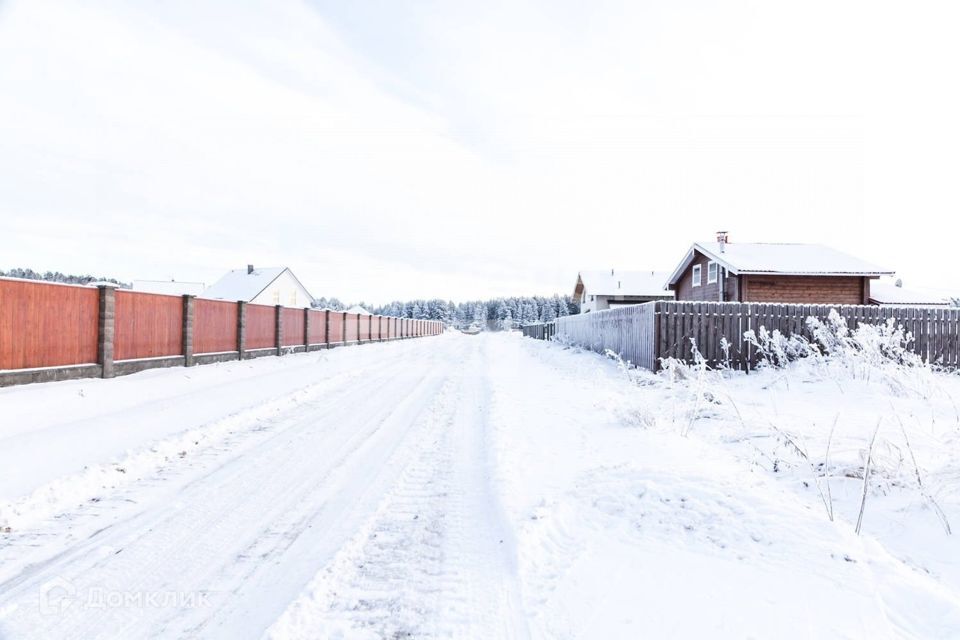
[0, 332, 958, 638]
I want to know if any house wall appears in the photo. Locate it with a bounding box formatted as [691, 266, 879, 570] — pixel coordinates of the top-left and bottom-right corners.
[741, 275, 869, 304]
[674, 251, 723, 301]
[251, 270, 311, 308]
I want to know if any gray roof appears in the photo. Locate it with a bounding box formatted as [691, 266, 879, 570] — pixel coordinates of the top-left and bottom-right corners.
[668, 242, 894, 286]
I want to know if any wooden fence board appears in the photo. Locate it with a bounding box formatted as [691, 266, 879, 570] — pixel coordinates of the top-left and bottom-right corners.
[194, 299, 238, 354]
[0, 279, 100, 369]
[114, 290, 183, 361]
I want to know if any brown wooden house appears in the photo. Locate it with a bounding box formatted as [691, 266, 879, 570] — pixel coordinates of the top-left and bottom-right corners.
[665, 233, 894, 304]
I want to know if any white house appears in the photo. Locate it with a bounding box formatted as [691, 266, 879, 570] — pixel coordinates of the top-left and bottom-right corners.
[573, 270, 674, 313]
[133, 279, 206, 296]
[201, 265, 314, 308]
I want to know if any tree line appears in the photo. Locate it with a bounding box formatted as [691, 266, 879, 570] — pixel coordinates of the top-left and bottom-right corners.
[312, 295, 579, 329]
[0, 267, 130, 288]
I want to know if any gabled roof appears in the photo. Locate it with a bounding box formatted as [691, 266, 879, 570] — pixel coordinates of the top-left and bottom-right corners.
[200, 267, 313, 303]
[575, 270, 674, 298]
[667, 242, 894, 287]
[345, 305, 372, 315]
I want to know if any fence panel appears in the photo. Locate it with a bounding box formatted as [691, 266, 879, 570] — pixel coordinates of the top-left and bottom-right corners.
[344, 313, 359, 343]
[308, 309, 327, 345]
[0, 279, 99, 369]
[114, 290, 183, 361]
[281, 307, 305, 347]
[246, 304, 275, 350]
[194, 299, 238, 354]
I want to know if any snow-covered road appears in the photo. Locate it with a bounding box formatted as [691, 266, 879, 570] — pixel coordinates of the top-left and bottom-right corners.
[2, 331, 959, 639]
[0, 336, 525, 639]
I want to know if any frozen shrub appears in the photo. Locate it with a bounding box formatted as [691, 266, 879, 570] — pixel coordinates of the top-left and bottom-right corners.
[743, 326, 819, 369]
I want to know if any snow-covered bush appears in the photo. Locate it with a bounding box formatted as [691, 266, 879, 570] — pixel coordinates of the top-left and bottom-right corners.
[743, 326, 819, 369]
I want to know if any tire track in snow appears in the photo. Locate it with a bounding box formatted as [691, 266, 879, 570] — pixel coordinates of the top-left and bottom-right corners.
[265, 339, 528, 640]
[0, 339, 465, 639]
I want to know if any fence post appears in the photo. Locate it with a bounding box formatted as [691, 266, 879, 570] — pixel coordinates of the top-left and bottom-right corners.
[182, 294, 195, 367]
[303, 307, 311, 350]
[97, 284, 116, 378]
[275, 304, 284, 356]
[237, 301, 247, 360]
[324, 309, 330, 348]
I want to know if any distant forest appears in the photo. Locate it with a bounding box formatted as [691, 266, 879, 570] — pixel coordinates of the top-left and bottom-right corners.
[0, 267, 130, 288]
[313, 296, 579, 329]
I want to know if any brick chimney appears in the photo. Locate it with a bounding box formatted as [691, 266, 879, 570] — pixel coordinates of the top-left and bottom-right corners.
[716, 231, 729, 253]
[247, 264, 254, 274]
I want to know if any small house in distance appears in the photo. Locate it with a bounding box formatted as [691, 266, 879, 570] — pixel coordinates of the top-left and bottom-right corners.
[665, 233, 894, 304]
[868, 280, 951, 307]
[133, 279, 206, 296]
[201, 265, 314, 308]
[574, 270, 674, 313]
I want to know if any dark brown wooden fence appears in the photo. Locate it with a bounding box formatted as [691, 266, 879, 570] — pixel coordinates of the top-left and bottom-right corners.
[547, 301, 960, 371]
[0, 277, 443, 386]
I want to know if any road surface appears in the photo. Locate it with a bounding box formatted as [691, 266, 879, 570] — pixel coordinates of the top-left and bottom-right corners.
[0, 335, 526, 639]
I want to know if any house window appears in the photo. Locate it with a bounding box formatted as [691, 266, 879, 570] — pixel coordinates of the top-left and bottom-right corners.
[272, 290, 280, 304]
[692, 265, 702, 287]
[708, 261, 718, 284]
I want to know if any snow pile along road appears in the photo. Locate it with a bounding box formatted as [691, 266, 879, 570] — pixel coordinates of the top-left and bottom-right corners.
[0, 332, 958, 638]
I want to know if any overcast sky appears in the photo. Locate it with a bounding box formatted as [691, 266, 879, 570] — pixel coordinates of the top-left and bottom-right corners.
[1, 0, 957, 303]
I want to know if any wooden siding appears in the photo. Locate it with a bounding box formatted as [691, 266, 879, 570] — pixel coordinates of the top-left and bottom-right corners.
[0, 279, 99, 369]
[281, 307, 305, 347]
[114, 290, 183, 361]
[741, 275, 866, 305]
[674, 250, 723, 302]
[344, 313, 359, 342]
[194, 299, 238, 354]
[245, 304, 275, 350]
[308, 309, 327, 344]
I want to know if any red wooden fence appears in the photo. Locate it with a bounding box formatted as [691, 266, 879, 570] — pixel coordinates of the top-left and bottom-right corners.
[114, 290, 183, 361]
[246, 304, 275, 350]
[329, 311, 345, 344]
[0, 279, 99, 369]
[194, 299, 238, 354]
[281, 307, 305, 347]
[344, 313, 359, 343]
[1, 277, 444, 385]
[308, 309, 326, 345]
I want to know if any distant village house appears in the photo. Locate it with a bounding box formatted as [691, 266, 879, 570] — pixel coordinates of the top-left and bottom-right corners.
[573, 270, 674, 313]
[200, 265, 314, 308]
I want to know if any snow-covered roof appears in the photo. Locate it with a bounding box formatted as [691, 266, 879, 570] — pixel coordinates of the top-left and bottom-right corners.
[133, 279, 206, 296]
[667, 242, 894, 286]
[201, 267, 289, 302]
[869, 282, 952, 306]
[575, 270, 674, 298]
[345, 305, 372, 315]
